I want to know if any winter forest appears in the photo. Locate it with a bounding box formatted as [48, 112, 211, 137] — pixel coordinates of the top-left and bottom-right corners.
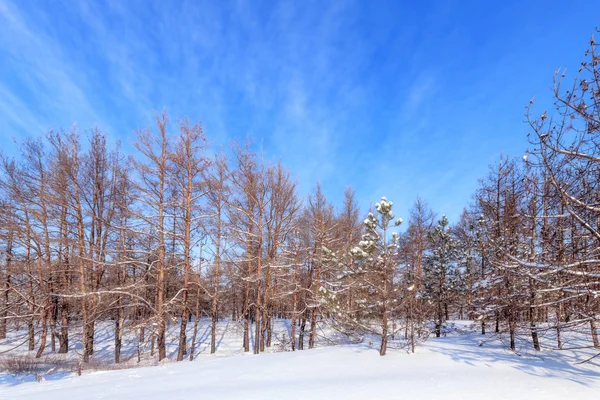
[2, 18, 600, 400]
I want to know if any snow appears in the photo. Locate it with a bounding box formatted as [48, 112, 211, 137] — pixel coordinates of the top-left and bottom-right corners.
[1, 321, 599, 399]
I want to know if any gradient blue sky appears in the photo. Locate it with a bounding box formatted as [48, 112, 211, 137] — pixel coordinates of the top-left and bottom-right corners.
[1, 0, 598, 223]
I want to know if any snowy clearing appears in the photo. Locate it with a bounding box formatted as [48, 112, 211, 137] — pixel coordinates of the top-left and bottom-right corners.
[1, 323, 599, 400]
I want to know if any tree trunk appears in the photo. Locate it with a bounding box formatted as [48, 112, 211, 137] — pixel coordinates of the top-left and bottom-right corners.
[309, 307, 318, 349]
[509, 316, 516, 351]
[58, 304, 69, 353]
[242, 227, 252, 353]
[115, 312, 124, 363]
[210, 249, 220, 354]
[309, 252, 321, 350]
[298, 313, 306, 350]
[380, 307, 388, 356]
[495, 311, 500, 333]
[529, 289, 540, 351]
[243, 281, 250, 352]
[591, 319, 599, 349]
[151, 332, 155, 357]
[28, 317, 35, 351]
[290, 316, 296, 351]
[50, 297, 57, 352]
[36, 306, 48, 358]
[435, 300, 443, 338]
[555, 306, 562, 349]
[177, 312, 188, 361]
[254, 231, 263, 355]
[190, 287, 201, 361]
[86, 320, 95, 358]
[0, 248, 9, 340]
[266, 312, 273, 348]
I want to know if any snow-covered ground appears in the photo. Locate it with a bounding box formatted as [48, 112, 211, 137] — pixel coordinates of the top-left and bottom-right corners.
[0, 318, 349, 370]
[1, 321, 599, 399]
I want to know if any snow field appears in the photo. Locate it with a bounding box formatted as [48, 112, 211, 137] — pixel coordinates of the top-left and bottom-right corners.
[0, 320, 599, 399]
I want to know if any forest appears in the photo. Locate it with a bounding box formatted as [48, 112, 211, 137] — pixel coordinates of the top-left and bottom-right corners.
[1, 35, 600, 376]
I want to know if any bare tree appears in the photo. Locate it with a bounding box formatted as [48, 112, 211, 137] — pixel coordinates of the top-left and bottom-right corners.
[132, 112, 173, 361]
[205, 152, 229, 354]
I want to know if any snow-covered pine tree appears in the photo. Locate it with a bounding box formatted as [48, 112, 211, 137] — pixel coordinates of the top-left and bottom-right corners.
[453, 210, 483, 321]
[349, 197, 403, 356]
[423, 215, 462, 338]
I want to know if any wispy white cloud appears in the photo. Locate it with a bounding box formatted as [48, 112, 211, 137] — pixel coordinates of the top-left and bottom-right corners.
[0, 0, 110, 144]
[1, 0, 592, 222]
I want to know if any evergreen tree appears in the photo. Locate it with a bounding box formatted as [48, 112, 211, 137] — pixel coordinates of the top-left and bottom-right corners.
[423, 215, 461, 338]
[350, 197, 403, 355]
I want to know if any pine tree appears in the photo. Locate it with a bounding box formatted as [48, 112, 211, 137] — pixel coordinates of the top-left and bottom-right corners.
[350, 197, 403, 355]
[423, 215, 461, 338]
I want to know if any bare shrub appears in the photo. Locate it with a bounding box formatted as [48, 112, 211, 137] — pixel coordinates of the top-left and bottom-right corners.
[0, 354, 75, 378]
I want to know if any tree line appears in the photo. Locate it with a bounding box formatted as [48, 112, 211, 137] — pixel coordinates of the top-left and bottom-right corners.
[0, 34, 599, 363]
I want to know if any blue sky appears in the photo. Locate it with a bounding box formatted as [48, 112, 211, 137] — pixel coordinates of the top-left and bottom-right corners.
[1, 0, 598, 223]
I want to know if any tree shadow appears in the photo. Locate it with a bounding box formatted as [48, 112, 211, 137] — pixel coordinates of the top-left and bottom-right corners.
[425, 333, 600, 387]
[215, 320, 229, 352]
